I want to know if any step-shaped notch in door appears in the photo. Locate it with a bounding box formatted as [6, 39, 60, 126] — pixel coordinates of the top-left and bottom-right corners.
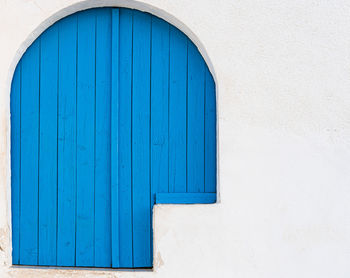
[11, 7, 216, 269]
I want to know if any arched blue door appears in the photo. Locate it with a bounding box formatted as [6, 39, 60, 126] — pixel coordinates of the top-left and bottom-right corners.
[11, 7, 216, 269]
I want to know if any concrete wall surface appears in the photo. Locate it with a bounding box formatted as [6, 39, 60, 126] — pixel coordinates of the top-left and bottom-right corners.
[0, 0, 350, 277]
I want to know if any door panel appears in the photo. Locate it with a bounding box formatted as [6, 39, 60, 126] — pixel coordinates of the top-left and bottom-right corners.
[11, 7, 216, 269]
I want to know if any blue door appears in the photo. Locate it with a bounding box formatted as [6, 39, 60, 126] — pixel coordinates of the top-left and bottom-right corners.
[11, 7, 216, 269]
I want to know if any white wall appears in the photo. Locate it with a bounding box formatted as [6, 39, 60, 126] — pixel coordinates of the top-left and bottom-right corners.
[1, 0, 350, 277]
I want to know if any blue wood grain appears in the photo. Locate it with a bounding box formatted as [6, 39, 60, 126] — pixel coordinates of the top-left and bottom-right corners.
[76, 10, 96, 267]
[205, 68, 216, 193]
[11, 62, 21, 265]
[38, 25, 58, 265]
[132, 10, 152, 268]
[20, 39, 40, 265]
[95, 8, 112, 267]
[187, 41, 205, 193]
[169, 26, 187, 193]
[151, 17, 169, 197]
[156, 193, 216, 204]
[150, 16, 170, 263]
[118, 8, 133, 268]
[11, 7, 217, 269]
[57, 14, 77, 266]
[110, 8, 120, 268]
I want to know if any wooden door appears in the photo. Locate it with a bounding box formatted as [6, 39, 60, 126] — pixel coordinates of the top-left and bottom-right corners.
[11, 7, 216, 269]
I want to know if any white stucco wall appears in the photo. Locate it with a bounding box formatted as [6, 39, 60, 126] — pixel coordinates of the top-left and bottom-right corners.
[1, 0, 350, 277]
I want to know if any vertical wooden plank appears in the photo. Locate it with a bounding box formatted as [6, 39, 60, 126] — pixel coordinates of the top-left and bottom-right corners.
[20, 40, 40, 265]
[204, 67, 216, 193]
[132, 10, 151, 268]
[76, 10, 96, 267]
[151, 18, 169, 198]
[111, 8, 120, 268]
[118, 8, 133, 268]
[187, 41, 205, 193]
[169, 26, 187, 193]
[95, 8, 112, 268]
[150, 17, 169, 264]
[11, 62, 21, 265]
[57, 15, 77, 266]
[38, 25, 58, 265]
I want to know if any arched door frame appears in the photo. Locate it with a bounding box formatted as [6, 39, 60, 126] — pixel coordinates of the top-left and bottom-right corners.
[4, 0, 220, 269]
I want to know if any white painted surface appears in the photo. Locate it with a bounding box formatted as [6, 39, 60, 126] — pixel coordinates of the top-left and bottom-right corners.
[1, 0, 350, 277]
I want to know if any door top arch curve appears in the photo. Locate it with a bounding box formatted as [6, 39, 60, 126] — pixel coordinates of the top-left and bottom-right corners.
[8, 2, 217, 89]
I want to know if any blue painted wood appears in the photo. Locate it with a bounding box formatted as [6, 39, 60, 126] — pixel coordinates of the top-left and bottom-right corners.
[156, 193, 216, 204]
[169, 26, 187, 193]
[57, 14, 77, 266]
[20, 39, 40, 265]
[132, 10, 152, 268]
[38, 25, 58, 265]
[150, 16, 170, 263]
[187, 41, 205, 193]
[205, 68, 216, 193]
[151, 17, 169, 197]
[118, 8, 133, 268]
[76, 10, 96, 267]
[11, 7, 216, 269]
[95, 8, 112, 267]
[110, 8, 120, 268]
[10, 62, 21, 265]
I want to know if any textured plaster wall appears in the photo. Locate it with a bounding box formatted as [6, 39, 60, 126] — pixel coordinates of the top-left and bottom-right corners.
[1, 0, 350, 277]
